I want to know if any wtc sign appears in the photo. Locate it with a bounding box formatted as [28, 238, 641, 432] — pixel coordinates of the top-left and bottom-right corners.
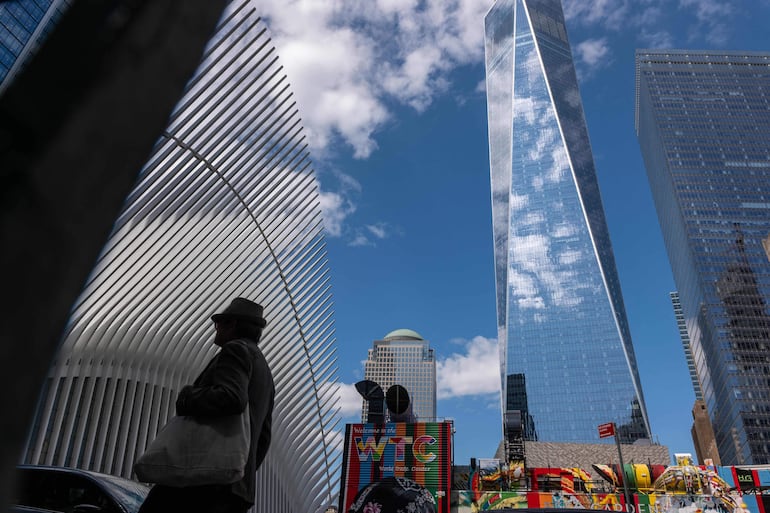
[598, 422, 615, 438]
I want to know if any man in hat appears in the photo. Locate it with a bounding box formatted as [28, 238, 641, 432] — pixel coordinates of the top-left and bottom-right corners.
[139, 298, 275, 513]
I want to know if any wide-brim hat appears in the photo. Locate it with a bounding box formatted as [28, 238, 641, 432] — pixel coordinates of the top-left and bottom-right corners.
[211, 298, 267, 328]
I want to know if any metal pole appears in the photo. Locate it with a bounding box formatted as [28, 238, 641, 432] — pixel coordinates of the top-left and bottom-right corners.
[613, 423, 632, 512]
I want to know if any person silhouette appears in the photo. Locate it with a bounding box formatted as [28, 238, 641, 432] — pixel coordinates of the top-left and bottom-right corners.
[138, 298, 274, 513]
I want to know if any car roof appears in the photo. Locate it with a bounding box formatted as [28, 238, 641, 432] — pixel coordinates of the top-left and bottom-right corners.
[10, 506, 61, 513]
[19, 464, 107, 475]
[18, 464, 130, 481]
[16, 465, 149, 493]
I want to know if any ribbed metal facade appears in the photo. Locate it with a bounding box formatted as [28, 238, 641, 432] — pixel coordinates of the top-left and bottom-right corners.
[21, 3, 341, 511]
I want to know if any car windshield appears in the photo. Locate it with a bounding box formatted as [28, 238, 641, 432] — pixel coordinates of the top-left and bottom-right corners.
[87, 472, 149, 513]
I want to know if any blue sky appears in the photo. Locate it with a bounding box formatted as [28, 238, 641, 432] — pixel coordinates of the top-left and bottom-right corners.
[257, 0, 770, 466]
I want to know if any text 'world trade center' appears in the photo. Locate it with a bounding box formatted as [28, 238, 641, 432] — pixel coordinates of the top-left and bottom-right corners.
[484, 0, 651, 445]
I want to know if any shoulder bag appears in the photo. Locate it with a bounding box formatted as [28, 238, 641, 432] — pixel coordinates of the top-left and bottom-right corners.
[134, 405, 250, 487]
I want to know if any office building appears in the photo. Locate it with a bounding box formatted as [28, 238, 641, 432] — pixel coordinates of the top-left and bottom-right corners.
[673, 291, 720, 464]
[484, 0, 651, 445]
[0, 0, 70, 91]
[692, 399, 721, 465]
[362, 329, 437, 422]
[636, 50, 770, 464]
[18, 3, 341, 511]
[671, 291, 703, 400]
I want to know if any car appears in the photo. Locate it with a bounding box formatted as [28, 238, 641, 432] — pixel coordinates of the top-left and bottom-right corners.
[12, 464, 150, 513]
[10, 506, 61, 513]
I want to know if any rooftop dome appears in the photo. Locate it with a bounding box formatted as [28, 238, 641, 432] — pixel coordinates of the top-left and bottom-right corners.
[383, 328, 424, 341]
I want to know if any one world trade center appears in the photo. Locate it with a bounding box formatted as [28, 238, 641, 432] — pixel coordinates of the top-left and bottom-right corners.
[484, 0, 651, 445]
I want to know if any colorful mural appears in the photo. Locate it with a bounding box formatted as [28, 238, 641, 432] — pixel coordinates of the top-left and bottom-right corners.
[451, 490, 760, 513]
[339, 422, 453, 513]
[453, 463, 770, 513]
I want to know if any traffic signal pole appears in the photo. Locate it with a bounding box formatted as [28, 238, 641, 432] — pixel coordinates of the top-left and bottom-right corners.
[612, 424, 632, 511]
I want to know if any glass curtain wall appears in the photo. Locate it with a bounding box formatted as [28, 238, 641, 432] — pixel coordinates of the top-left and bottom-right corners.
[0, 0, 70, 91]
[485, 0, 651, 444]
[636, 50, 770, 464]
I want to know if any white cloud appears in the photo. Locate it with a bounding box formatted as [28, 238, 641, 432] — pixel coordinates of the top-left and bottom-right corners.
[337, 381, 364, 418]
[257, 0, 490, 159]
[316, 170, 366, 241]
[437, 336, 501, 399]
[639, 29, 675, 49]
[638, 6, 664, 27]
[376, 0, 420, 16]
[679, 0, 732, 22]
[576, 38, 610, 67]
[560, 0, 738, 54]
[366, 223, 389, 239]
[575, 37, 612, 75]
[562, 0, 631, 31]
[679, 0, 732, 45]
[318, 189, 355, 237]
[382, 46, 445, 111]
[348, 233, 375, 247]
[346, 222, 394, 247]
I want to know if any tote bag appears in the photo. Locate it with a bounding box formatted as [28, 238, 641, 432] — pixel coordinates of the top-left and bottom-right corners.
[134, 406, 250, 487]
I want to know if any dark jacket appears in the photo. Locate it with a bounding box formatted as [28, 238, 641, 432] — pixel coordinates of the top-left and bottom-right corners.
[176, 338, 275, 504]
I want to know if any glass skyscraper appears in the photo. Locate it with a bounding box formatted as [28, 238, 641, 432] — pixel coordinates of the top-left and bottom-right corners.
[484, 0, 651, 444]
[0, 0, 70, 91]
[362, 329, 437, 422]
[636, 50, 770, 464]
[671, 291, 703, 401]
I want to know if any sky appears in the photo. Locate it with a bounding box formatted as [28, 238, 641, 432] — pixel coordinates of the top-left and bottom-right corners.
[254, 0, 770, 466]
